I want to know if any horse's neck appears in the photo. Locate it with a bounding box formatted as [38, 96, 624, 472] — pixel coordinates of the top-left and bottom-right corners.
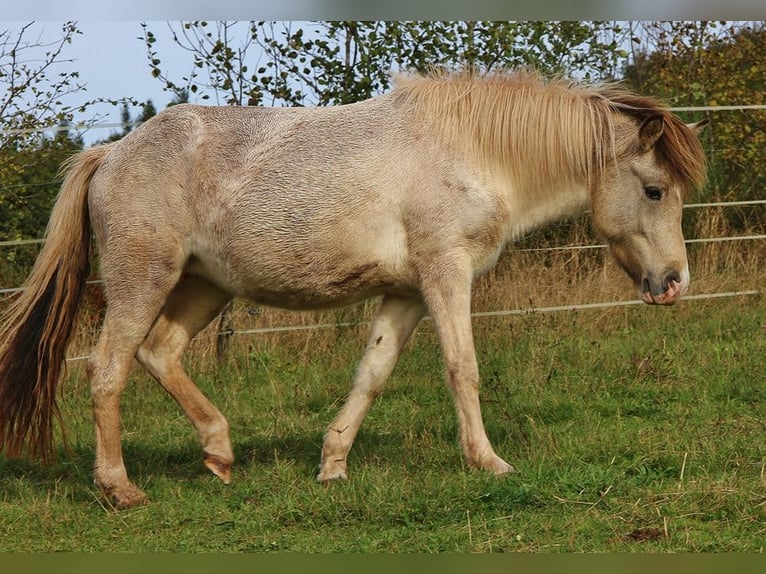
[501, 178, 591, 241]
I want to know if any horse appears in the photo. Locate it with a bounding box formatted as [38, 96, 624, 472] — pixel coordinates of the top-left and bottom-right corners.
[0, 70, 707, 509]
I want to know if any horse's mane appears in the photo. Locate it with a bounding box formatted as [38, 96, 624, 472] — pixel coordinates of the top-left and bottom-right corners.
[393, 70, 706, 194]
[601, 88, 707, 193]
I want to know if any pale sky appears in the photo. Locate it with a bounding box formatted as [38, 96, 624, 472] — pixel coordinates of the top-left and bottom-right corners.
[1, 20, 194, 143]
[26, 21, 195, 143]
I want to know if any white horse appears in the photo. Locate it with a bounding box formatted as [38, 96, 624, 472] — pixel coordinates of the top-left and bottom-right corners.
[0, 70, 707, 509]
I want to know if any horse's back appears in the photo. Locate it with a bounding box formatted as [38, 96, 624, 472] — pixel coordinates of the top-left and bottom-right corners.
[93, 98, 416, 206]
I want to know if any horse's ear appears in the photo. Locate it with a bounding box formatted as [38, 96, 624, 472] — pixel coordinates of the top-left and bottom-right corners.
[638, 114, 664, 152]
[686, 118, 709, 137]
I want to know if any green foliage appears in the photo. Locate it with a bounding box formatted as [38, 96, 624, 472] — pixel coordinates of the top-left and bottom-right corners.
[1, 22, 86, 266]
[143, 21, 627, 107]
[623, 22, 766, 205]
[100, 99, 157, 143]
[0, 23, 101, 283]
[138, 99, 157, 123]
[0, 21, 763, 552]
[140, 20, 766, 253]
[0, 22, 84, 152]
[621, 22, 766, 246]
[0, 128, 82, 282]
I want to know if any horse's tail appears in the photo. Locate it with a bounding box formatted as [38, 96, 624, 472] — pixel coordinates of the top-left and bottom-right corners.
[0, 143, 112, 461]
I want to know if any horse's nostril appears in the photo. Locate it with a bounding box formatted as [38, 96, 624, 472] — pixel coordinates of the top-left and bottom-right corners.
[642, 277, 651, 294]
[663, 271, 681, 290]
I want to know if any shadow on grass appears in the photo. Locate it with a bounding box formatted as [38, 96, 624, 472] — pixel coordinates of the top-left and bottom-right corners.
[0, 427, 424, 502]
[0, 393, 538, 507]
[2, 417, 478, 482]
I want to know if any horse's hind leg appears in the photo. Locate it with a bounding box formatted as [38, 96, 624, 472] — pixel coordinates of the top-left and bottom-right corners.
[135, 275, 233, 483]
[318, 294, 425, 482]
[88, 257, 185, 509]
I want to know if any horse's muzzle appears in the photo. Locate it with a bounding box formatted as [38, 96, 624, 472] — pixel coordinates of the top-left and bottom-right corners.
[640, 270, 686, 305]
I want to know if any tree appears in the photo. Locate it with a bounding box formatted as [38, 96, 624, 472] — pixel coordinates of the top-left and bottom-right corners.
[137, 99, 157, 123]
[0, 128, 83, 283]
[167, 88, 190, 107]
[0, 22, 89, 282]
[143, 21, 629, 108]
[140, 21, 765, 252]
[1, 22, 88, 227]
[99, 99, 158, 143]
[103, 102, 133, 141]
[0, 22, 86, 153]
[619, 20, 766, 270]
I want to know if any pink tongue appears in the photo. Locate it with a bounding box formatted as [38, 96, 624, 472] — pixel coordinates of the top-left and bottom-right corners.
[642, 280, 682, 304]
[664, 280, 682, 301]
[657, 280, 681, 304]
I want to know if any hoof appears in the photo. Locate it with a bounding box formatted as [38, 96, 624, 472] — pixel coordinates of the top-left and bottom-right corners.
[316, 460, 348, 484]
[103, 484, 150, 510]
[491, 462, 517, 476]
[474, 454, 516, 476]
[204, 453, 232, 484]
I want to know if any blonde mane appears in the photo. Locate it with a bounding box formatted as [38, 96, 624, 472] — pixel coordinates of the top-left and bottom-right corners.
[393, 70, 706, 194]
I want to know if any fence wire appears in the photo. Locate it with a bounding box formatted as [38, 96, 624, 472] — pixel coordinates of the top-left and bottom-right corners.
[60, 289, 760, 364]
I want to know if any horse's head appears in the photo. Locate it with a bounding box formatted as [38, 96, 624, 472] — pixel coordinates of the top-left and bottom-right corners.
[590, 112, 707, 305]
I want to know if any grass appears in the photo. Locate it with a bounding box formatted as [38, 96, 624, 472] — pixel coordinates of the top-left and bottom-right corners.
[1, 272, 764, 552]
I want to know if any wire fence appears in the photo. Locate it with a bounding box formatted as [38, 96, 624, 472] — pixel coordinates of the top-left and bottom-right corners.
[2, 199, 765, 253]
[49, 289, 755, 364]
[1, 183, 764, 296]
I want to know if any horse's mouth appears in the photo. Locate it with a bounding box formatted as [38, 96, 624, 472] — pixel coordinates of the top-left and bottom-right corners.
[640, 277, 684, 305]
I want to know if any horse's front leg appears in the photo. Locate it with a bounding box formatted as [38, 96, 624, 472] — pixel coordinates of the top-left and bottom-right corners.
[422, 259, 515, 476]
[318, 294, 425, 482]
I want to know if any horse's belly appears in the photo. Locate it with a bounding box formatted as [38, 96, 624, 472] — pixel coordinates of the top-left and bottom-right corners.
[186, 241, 416, 310]
[239, 267, 416, 310]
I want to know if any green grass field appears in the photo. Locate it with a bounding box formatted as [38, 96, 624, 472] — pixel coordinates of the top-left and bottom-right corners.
[1, 282, 764, 552]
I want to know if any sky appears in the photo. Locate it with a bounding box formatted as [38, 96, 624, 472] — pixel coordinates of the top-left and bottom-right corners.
[9, 21, 193, 144]
[68, 21, 178, 110]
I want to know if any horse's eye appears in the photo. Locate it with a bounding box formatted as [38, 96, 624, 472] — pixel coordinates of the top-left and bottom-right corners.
[644, 186, 663, 201]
